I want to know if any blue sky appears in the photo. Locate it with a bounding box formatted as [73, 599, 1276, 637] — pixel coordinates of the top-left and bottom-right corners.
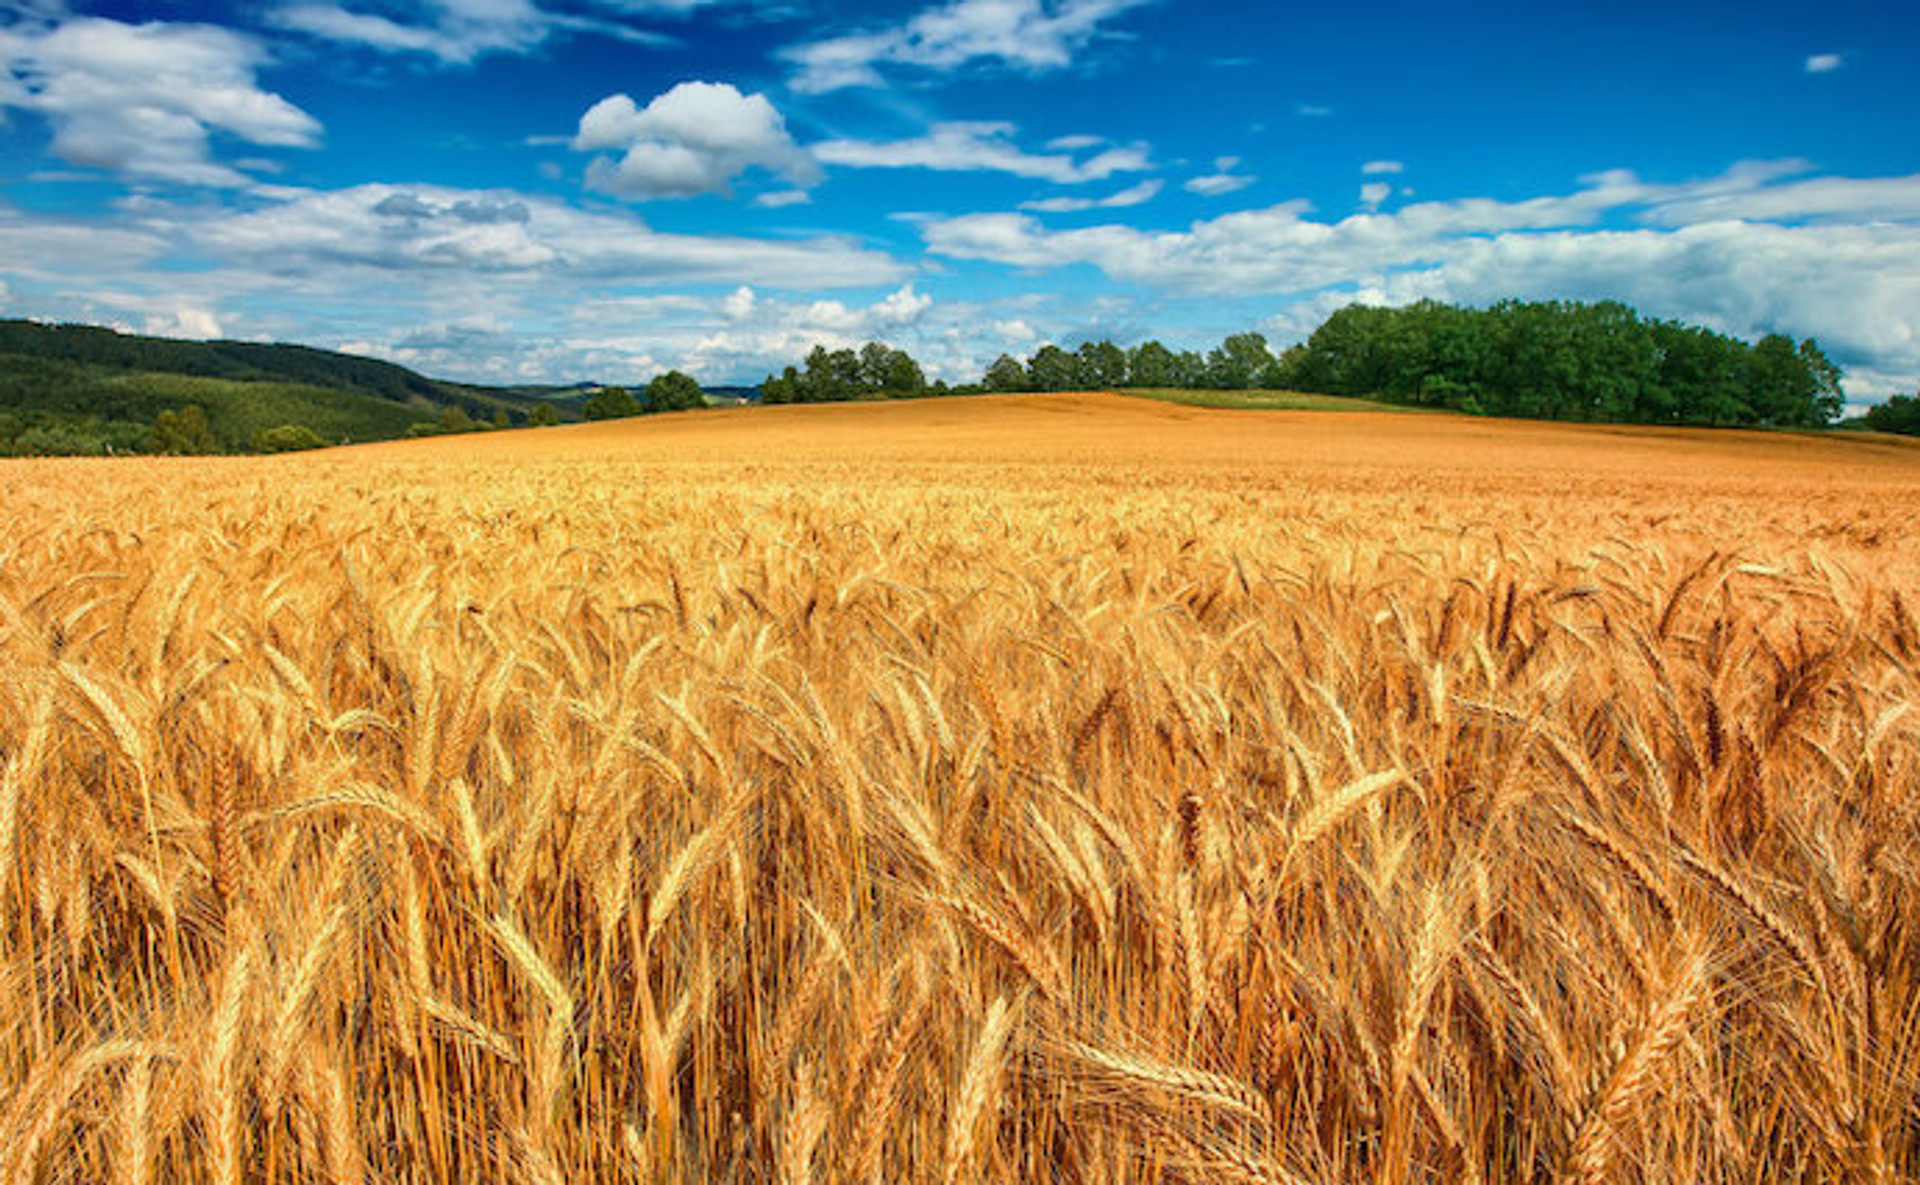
[1, 0, 1916, 400]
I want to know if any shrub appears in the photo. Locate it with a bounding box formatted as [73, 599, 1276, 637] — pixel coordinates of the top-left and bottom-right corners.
[253, 424, 329, 453]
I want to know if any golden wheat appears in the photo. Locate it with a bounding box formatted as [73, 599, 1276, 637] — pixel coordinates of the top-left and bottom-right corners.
[1, 391, 1917, 1181]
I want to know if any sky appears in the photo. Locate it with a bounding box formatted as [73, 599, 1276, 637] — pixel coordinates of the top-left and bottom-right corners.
[1, 1, 1917, 401]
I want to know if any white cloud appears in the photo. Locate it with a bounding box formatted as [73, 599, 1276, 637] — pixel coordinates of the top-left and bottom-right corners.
[0, 184, 925, 386]
[919, 163, 1920, 398]
[1359, 182, 1392, 211]
[1021, 179, 1162, 212]
[1805, 53, 1843, 74]
[753, 189, 812, 208]
[721, 285, 756, 320]
[143, 304, 225, 340]
[551, 283, 952, 384]
[815, 122, 1151, 183]
[1638, 172, 1920, 225]
[275, 0, 684, 63]
[1362, 160, 1404, 175]
[0, 17, 320, 186]
[1295, 104, 1333, 118]
[786, 0, 1153, 93]
[1184, 157, 1253, 196]
[873, 283, 933, 325]
[184, 183, 900, 286]
[572, 82, 820, 201]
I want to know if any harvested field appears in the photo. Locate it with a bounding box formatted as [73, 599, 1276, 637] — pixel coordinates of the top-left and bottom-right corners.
[2, 392, 1918, 1181]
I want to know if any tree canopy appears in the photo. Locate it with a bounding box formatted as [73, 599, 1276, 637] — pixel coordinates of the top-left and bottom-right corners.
[646, 370, 706, 413]
[760, 342, 928, 403]
[962, 300, 1845, 428]
[1860, 393, 1920, 437]
[1280, 300, 1843, 427]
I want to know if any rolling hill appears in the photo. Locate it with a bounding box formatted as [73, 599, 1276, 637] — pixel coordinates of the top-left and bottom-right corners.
[0, 320, 584, 455]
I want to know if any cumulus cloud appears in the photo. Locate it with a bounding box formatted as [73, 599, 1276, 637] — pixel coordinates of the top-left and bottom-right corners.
[0, 17, 320, 186]
[1184, 157, 1253, 196]
[786, 0, 1153, 93]
[873, 283, 933, 325]
[1804, 52, 1843, 73]
[920, 162, 1920, 398]
[1021, 179, 1162, 212]
[815, 122, 1151, 184]
[143, 304, 225, 340]
[1359, 182, 1392, 212]
[573, 82, 820, 200]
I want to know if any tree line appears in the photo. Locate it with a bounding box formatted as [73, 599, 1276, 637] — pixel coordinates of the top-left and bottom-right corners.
[759, 344, 935, 403]
[973, 300, 1846, 427]
[1859, 394, 1920, 437]
[578, 371, 705, 420]
[750, 301, 1852, 430]
[1279, 300, 1843, 427]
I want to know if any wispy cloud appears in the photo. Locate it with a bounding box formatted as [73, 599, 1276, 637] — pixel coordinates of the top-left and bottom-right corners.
[1184, 157, 1253, 196]
[815, 122, 1151, 184]
[785, 0, 1154, 93]
[1020, 179, 1162, 212]
[1804, 52, 1843, 74]
[1362, 160, 1404, 175]
[272, 0, 742, 62]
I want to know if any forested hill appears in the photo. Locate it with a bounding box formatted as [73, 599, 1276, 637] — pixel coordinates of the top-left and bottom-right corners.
[0, 320, 582, 456]
[0, 319, 482, 405]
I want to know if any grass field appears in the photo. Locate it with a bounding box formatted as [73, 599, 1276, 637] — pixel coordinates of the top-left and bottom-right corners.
[1122, 387, 1426, 413]
[2, 392, 1918, 1182]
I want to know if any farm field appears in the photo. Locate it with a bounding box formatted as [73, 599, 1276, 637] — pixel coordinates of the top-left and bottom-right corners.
[2, 391, 1918, 1182]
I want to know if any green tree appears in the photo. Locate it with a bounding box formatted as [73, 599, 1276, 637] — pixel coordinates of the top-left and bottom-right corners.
[151, 404, 217, 454]
[528, 403, 561, 427]
[877, 346, 926, 395]
[253, 423, 328, 452]
[858, 342, 895, 392]
[438, 405, 478, 433]
[1026, 344, 1077, 392]
[1207, 332, 1274, 389]
[1743, 334, 1814, 426]
[760, 366, 802, 404]
[582, 386, 641, 420]
[1798, 339, 1844, 425]
[491, 408, 514, 430]
[983, 354, 1028, 392]
[1861, 393, 1920, 436]
[1128, 341, 1175, 388]
[1076, 340, 1128, 388]
[646, 370, 705, 412]
[799, 346, 862, 401]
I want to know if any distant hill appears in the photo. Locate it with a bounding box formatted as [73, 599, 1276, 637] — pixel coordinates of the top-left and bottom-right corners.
[0, 319, 583, 455]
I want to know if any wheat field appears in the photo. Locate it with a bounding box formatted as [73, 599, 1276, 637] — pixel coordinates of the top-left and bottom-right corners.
[2, 392, 1918, 1182]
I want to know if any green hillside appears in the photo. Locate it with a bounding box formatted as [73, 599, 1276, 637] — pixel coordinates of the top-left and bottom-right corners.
[0, 320, 581, 456]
